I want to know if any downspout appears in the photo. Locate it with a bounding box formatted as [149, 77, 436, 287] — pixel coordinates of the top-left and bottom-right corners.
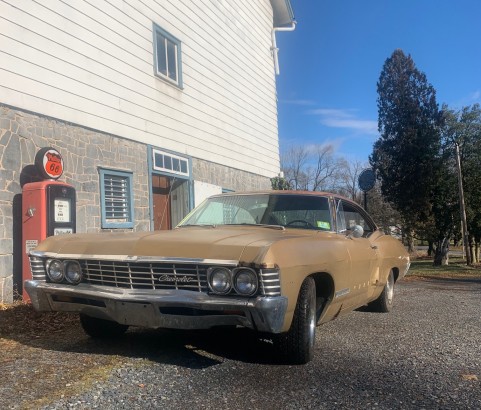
[271, 21, 296, 75]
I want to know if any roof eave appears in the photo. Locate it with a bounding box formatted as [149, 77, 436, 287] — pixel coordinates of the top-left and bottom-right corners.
[270, 0, 295, 28]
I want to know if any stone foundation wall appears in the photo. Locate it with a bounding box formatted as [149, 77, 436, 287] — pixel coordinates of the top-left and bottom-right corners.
[192, 158, 271, 192]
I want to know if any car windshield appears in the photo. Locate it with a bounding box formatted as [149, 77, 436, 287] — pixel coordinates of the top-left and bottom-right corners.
[178, 194, 333, 231]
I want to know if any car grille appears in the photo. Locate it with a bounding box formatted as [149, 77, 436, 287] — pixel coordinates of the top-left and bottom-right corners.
[80, 260, 209, 292]
[259, 269, 282, 296]
[29, 257, 47, 281]
[79, 260, 281, 296]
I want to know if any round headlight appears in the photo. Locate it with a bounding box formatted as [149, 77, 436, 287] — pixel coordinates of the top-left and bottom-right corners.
[207, 267, 232, 294]
[65, 261, 82, 285]
[46, 259, 64, 283]
[233, 268, 258, 296]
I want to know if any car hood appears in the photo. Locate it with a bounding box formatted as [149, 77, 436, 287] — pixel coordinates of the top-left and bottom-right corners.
[34, 226, 307, 263]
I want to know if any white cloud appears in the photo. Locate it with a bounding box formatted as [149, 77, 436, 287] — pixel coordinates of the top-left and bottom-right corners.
[305, 138, 345, 152]
[310, 108, 378, 135]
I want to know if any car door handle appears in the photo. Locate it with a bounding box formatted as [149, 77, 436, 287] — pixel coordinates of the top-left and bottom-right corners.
[371, 245, 378, 250]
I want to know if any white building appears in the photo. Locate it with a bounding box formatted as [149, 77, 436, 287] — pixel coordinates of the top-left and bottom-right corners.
[0, 0, 295, 302]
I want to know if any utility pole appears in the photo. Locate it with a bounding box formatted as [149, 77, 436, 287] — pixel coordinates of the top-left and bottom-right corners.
[455, 142, 471, 265]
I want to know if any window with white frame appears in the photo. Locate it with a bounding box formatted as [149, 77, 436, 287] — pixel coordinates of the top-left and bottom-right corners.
[153, 23, 182, 87]
[152, 149, 189, 177]
[99, 168, 134, 229]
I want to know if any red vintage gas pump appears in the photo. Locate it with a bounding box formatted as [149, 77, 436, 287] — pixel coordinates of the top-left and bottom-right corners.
[22, 148, 76, 300]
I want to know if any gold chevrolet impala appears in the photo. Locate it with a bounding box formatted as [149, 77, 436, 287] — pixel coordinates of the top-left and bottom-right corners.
[26, 191, 409, 364]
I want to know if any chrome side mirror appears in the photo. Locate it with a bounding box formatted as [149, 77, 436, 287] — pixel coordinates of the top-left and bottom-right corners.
[350, 225, 364, 238]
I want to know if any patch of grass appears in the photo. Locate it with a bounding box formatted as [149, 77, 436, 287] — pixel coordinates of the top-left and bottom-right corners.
[25, 359, 128, 410]
[407, 255, 481, 279]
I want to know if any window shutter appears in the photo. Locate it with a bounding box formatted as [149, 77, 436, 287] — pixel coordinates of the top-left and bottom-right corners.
[99, 168, 134, 229]
[104, 174, 130, 220]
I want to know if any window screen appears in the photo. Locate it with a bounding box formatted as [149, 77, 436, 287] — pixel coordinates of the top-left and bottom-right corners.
[99, 169, 134, 228]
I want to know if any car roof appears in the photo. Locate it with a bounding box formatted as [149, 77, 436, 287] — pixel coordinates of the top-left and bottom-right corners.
[212, 190, 355, 203]
[207, 191, 379, 230]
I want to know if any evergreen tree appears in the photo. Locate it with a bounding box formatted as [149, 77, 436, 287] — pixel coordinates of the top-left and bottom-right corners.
[271, 175, 291, 190]
[370, 49, 443, 252]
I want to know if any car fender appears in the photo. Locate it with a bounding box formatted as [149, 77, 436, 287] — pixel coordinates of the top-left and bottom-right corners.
[259, 233, 352, 330]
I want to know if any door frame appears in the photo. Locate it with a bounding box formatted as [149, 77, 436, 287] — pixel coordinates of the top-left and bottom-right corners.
[147, 146, 193, 231]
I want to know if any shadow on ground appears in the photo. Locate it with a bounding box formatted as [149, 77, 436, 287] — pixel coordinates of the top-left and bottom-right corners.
[0, 303, 283, 370]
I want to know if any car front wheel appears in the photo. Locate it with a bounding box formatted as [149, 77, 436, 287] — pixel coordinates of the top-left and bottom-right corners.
[277, 276, 316, 364]
[369, 269, 395, 313]
[79, 313, 129, 338]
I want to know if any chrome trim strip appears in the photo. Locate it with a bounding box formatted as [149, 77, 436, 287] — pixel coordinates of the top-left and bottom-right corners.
[334, 288, 350, 299]
[29, 256, 46, 282]
[29, 251, 238, 266]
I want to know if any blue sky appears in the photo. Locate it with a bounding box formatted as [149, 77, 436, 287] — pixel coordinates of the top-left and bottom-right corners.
[276, 0, 481, 164]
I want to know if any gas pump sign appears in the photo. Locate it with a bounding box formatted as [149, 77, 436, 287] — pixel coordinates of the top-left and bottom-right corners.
[35, 147, 64, 180]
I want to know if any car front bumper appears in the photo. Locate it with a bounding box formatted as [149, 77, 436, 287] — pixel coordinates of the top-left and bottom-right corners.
[24, 281, 288, 334]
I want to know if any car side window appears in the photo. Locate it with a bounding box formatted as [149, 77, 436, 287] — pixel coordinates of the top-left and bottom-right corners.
[335, 200, 373, 237]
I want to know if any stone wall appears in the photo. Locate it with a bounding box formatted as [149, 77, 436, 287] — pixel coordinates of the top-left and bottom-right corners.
[0, 104, 150, 302]
[192, 158, 272, 192]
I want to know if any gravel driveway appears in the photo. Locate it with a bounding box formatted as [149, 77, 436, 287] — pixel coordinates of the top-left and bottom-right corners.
[1, 277, 480, 410]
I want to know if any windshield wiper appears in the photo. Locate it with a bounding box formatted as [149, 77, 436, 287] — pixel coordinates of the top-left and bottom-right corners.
[176, 224, 216, 228]
[178, 223, 285, 231]
[225, 223, 285, 231]
[260, 224, 285, 230]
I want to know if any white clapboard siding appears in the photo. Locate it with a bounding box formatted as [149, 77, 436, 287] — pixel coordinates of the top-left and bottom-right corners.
[0, 0, 281, 176]
[1, 23, 277, 143]
[0, 79, 267, 172]
[0, 40, 278, 154]
[0, 46, 279, 162]
[2, 0, 278, 136]
[0, 0, 278, 147]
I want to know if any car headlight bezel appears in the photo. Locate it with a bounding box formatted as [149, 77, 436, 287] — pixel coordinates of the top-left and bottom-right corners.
[46, 259, 65, 283]
[65, 261, 83, 285]
[233, 268, 258, 296]
[207, 267, 233, 295]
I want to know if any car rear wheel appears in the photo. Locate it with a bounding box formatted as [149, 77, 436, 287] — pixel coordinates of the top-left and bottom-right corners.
[79, 313, 129, 338]
[369, 269, 395, 313]
[276, 276, 316, 364]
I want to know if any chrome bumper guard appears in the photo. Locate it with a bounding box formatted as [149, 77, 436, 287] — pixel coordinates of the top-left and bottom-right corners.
[24, 281, 288, 334]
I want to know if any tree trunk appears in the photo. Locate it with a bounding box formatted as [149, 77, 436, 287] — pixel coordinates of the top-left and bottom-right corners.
[427, 241, 434, 257]
[470, 241, 479, 264]
[433, 237, 450, 266]
[468, 236, 475, 265]
[406, 230, 415, 254]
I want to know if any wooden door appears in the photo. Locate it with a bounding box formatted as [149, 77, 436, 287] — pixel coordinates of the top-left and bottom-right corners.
[152, 175, 171, 230]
